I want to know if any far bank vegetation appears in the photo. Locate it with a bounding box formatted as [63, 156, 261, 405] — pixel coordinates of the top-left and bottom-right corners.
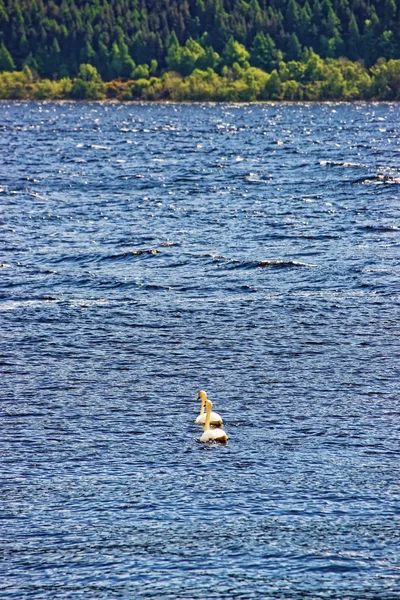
[1, 55, 400, 102]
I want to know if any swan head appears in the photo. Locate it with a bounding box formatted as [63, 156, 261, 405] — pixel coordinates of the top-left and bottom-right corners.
[205, 398, 213, 411]
[197, 390, 207, 401]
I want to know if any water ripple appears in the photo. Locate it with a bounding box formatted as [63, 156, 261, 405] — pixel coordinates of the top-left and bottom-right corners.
[1, 102, 399, 599]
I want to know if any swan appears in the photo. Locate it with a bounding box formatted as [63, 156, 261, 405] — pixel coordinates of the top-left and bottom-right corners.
[200, 398, 228, 443]
[195, 390, 223, 426]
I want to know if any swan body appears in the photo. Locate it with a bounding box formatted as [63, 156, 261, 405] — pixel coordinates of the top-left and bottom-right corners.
[200, 398, 228, 444]
[195, 390, 223, 426]
[195, 411, 222, 426]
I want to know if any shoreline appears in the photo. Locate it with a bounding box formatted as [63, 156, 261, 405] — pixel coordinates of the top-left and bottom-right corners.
[0, 98, 398, 104]
[1, 57, 400, 103]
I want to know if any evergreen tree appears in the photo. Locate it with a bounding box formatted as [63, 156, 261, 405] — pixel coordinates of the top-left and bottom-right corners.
[379, 30, 396, 59]
[264, 69, 281, 99]
[286, 33, 302, 61]
[347, 14, 360, 60]
[363, 11, 381, 65]
[298, 2, 312, 45]
[384, 0, 397, 28]
[251, 32, 281, 70]
[286, 0, 300, 32]
[118, 39, 136, 77]
[222, 36, 250, 68]
[325, 5, 340, 38]
[109, 42, 120, 78]
[0, 42, 15, 71]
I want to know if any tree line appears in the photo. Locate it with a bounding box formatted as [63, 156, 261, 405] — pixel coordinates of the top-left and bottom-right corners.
[1, 56, 400, 101]
[0, 0, 399, 79]
[0, 0, 399, 101]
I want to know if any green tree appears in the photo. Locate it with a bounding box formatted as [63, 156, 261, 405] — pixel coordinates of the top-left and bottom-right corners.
[304, 51, 325, 81]
[118, 40, 136, 77]
[286, 0, 300, 32]
[363, 11, 381, 65]
[110, 42, 123, 78]
[298, 2, 312, 44]
[379, 30, 396, 59]
[167, 38, 195, 75]
[46, 38, 61, 77]
[325, 5, 340, 37]
[384, 0, 397, 28]
[196, 46, 219, 70]
[0, 0, 9, 27]
[133, 63, 149, 78]
[70, 63, 105, 98]
[94, 41, 110, 80]
[222, 36, 250, 68]
[263, 69, 281, 99]
[250, 32, 281, 70]
[286, 33, 302, 61]
[320, 67, 345, 98]
[0, 43, 15, 71]
[347, 14, 360, 60]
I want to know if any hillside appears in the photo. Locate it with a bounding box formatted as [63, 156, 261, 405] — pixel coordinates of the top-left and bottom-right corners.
[0, 0, 399, 79]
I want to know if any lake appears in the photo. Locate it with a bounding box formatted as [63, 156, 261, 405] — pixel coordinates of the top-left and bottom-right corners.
[1, 101, 399, 599]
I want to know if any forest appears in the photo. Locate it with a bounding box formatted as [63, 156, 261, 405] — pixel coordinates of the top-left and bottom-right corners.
[0, 0, 399, 100]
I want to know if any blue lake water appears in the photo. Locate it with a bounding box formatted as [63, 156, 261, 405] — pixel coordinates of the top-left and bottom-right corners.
[1, 101, 399, 599]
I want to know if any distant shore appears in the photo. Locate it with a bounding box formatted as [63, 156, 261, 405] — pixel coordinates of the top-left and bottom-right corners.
[1, 57, 400, 103]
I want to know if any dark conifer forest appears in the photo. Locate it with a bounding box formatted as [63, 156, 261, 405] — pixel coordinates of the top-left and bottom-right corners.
[0, 0, 400, 100]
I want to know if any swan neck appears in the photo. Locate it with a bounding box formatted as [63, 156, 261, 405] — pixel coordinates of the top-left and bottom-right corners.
[199, 394, 205, 416]
[204, 401, 211, 431]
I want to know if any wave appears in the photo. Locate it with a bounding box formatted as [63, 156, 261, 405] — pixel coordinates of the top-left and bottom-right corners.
[319, 160, 367, 168]
[44, 248, 160, 265]
[359, 224, 399, 233]
[100, 249, 160, 261]
[222, 258, 316, 270]
[257, 259, 317, 268]
[352, 174, 400, 185]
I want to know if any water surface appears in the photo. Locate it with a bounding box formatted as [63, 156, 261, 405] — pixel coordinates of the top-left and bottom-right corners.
[1, 102, 399, 598]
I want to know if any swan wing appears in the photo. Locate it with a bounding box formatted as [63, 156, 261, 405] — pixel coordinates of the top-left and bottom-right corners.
[200, 428, 228, 443]
[210, 411, 223, 426]
[212, 428, 228, 442]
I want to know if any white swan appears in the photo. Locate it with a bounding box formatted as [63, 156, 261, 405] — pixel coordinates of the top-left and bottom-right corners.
[195, 390, 223, 426]
[200, 398, 228, 443]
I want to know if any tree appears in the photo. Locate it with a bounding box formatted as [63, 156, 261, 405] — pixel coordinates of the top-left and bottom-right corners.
[109, 40, 135, 79]
[286, 33, 302, 61]
[347, 14, 360, 60]
[76, 63, 102, 82]
[379, 30, 396, 59]
[46, 38, 61, 77]
[384, 0, 397, 28]
[118, 40, 136, 77]
[263, 69, 281, 99]
[196, 46, 219, 70]
[110, 42, 123, 78]
[298, 2, 312, 45]
[286, 0, 300, 32]
[325, 6, 340, 38]
[94, 41, 110, 80]
[0, 43, 15, 71]
[251, 32, 281, 70]
[304, 51, 325, 81]
[167, 37, 194, 75]
[363, 11, 381, 65]
[70, 63, 105, 98]
[222, 36, 250, 68]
